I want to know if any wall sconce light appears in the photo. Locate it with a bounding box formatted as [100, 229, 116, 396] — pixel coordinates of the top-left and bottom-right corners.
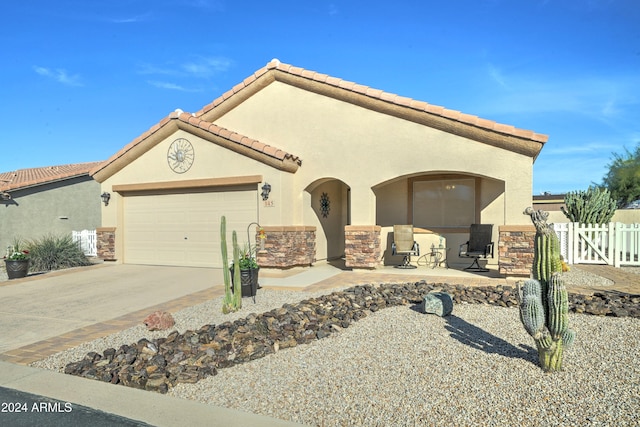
[261, 183, 271, 201]
[0, 191, 11, 200]
[101, 192, 111, 206]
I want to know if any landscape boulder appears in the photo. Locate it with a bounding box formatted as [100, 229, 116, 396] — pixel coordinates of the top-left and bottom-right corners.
[143, 311, 175, 331]
[421, 292, 454, 317]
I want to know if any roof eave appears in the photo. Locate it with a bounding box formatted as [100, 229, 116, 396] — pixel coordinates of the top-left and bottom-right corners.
[91, 112, 301, 183]
[196, 62, 548, 159]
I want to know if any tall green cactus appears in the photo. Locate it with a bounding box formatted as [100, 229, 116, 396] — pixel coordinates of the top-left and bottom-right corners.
[519, 208, 576, 372]
[561, 186, 616, 224]
[231, 229, 242, 310]
[221, 216, 242, 314]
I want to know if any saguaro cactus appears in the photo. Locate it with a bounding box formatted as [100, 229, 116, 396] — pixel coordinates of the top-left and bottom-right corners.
[519, 207, 576, 372]
[221, 216, 242, 314]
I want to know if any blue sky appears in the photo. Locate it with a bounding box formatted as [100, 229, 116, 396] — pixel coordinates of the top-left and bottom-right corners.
[2, 0, 638, 194]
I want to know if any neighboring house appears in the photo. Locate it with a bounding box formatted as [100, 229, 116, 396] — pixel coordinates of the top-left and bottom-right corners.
[90, 59, 548, 269]
[0, 162, 103, 252]
[532, 192, 567, 224]
[533, 193, 640, 224]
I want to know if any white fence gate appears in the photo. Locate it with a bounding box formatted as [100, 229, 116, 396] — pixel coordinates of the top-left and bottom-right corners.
[72, 229, 97, 257]
[553, 223, 640, 267]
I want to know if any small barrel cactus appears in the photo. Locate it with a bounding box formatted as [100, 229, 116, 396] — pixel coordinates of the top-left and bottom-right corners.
[519, 208, 576, 372]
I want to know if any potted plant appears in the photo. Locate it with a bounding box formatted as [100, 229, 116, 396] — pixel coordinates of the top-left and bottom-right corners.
[231, 243, 260, 298]
[4, 244, 30, 280]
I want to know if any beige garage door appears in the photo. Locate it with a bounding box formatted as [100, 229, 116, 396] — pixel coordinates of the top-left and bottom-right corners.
[123, 188, 257, 267]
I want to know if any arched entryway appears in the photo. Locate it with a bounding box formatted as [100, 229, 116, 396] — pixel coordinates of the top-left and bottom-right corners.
[305, 178, 351, 261]
[373, 172, 505, 266]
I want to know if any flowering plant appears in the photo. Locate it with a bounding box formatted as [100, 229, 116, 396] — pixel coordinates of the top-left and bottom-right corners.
[237, 252, 259, 269]
[5, 247, 29, 261]
[232, 243, 259, 270]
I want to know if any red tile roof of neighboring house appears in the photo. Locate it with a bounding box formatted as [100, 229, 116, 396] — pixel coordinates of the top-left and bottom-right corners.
[0, 161, 103, 193]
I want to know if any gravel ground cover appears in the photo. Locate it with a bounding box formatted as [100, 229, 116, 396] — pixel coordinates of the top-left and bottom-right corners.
[166, 303, 639, 427]
[27, 266, 639, 427]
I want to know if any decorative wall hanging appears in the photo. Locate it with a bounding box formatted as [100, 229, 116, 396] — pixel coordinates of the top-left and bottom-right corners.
[167, 138, 195, 173]
[320, 192, 330, 218]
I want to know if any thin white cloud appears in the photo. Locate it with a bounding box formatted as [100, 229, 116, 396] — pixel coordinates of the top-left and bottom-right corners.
[479, 67, 639, 124]
[534, 152, 611, 193]
[33, 66, 83, 86]
[138, 56, 233, 79]
[147, 80, 200, 92]
[181, 57, 232, 77]
[185, 0, 225, 11]
[328, 3, 339, 15]
[543, 141, 619, 156]
[136, 63, 177, 76]
[487, 63, 508, 89]
[109, 14, 151, 24]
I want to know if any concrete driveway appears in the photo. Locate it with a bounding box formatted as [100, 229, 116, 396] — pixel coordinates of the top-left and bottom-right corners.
[0, 264, 223, 353]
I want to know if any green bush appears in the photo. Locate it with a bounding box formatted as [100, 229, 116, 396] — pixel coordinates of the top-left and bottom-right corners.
[26, 234, 92, 271]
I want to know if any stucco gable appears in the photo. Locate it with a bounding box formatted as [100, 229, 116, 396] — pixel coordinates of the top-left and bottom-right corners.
[93, 59, 548, 183]
[90, 110, 302, 183]
[0, 161, 103, 193]
[196, 59, 548, 159]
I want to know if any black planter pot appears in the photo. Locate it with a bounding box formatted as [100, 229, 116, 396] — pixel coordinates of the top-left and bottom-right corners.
[5, 259, 29, 279]
[230, 266, 259, 297]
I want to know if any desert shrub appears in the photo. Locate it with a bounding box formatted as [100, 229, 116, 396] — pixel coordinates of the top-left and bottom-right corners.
[26, 234, 92, 271]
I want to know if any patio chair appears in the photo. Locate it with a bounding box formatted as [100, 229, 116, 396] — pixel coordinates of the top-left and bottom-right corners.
[391, 225, 420, 268]
[459, 224, 494, 272]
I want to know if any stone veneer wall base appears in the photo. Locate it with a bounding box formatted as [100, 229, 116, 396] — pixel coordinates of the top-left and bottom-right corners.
[96, 227, 116, 261]
[498, 225, 536, 276]
[256, 226, 316, 268]
[345, 225, 382, 269]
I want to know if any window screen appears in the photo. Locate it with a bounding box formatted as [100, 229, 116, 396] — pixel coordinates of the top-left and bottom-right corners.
[413, 179, 475, 227]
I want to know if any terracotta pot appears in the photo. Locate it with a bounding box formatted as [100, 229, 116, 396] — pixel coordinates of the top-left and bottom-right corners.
[5, 259, 29, 279]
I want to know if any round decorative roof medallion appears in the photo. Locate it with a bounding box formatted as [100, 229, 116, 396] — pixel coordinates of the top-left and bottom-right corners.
[167, 138, 194, 173]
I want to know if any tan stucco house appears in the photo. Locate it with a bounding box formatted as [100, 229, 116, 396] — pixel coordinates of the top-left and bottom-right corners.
[90, 59, 548, 270]
[0, 162, 103, 252]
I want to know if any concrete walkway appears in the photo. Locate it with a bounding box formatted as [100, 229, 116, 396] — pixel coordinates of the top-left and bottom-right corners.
[0, 264, 224, 356]
[0, 263, 304, 426]
[569, 264, 640, 294]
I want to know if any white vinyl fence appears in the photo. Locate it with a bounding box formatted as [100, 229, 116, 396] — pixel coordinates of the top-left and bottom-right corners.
[72, 229, 97, 257]
[553, 222, 640, 267]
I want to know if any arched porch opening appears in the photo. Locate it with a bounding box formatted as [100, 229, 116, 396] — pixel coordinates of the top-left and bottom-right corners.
[373, 172, 505, 266]
[305, 178, 351, 261]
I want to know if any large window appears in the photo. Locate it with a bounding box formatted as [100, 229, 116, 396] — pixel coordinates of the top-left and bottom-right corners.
[413, 178, 475, 227]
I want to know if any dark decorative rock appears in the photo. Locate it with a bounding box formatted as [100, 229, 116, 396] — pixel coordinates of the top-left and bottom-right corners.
[64, 281, 639, 394]
[421, 292, 454, 316]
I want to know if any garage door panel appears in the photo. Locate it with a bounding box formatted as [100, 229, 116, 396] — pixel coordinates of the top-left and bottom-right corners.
[123, 189, 257, 267]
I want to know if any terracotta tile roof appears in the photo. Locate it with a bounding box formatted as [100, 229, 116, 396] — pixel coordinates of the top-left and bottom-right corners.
[93, 59, 549, 182]
[0, 161, 104, 192]
[195, 59, 549, 146]
[181, 112, 301, 165]
[90, 111, 302, 181]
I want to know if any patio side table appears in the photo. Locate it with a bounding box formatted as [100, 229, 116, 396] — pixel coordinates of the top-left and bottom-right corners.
[429, 246, 450, 269]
